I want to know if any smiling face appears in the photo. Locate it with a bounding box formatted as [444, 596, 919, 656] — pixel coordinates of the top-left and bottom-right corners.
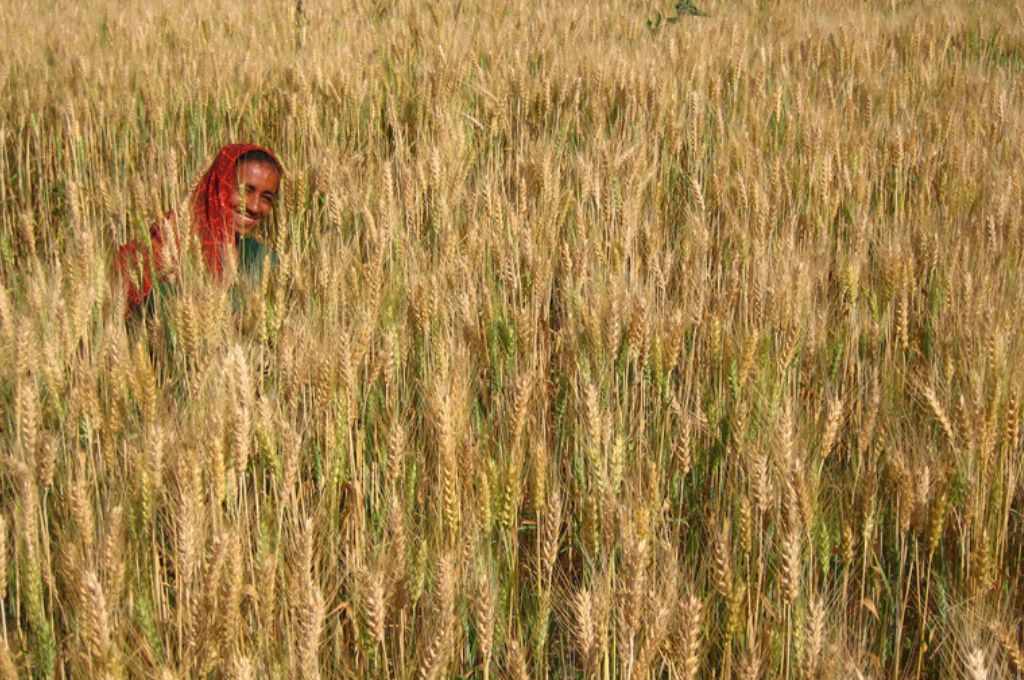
[230, 159, 281, 237]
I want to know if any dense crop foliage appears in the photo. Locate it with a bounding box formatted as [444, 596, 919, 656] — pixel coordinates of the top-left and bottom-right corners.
[2, 0, 1024, 677]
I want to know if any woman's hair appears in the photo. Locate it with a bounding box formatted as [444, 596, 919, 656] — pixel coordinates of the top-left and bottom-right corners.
[238, 148, 284, 174]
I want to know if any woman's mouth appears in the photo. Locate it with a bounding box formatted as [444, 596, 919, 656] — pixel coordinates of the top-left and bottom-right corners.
[235, 212, 259, 229]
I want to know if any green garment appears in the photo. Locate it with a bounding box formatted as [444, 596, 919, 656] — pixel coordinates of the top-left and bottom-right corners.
[237, 236, 278, 283]
[232, 236, 277, 315]
[130, 237, 277, 359]
[138, 237, 276, 323]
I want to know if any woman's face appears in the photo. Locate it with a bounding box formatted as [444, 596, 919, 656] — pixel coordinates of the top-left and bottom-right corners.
[231, 160, 281, 236]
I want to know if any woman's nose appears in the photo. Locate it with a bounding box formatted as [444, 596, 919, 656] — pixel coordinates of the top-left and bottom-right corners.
[247, 194, 268, 217]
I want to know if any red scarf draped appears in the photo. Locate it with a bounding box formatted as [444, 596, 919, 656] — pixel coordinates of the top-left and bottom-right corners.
[115, 143, 280, 310]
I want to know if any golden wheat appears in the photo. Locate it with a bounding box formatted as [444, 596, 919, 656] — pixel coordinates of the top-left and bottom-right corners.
[1, 0, 1024, 677]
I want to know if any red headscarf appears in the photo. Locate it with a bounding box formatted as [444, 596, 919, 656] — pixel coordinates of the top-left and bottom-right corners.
[192, 142, 280, 276]
[115, 143, 281, 309]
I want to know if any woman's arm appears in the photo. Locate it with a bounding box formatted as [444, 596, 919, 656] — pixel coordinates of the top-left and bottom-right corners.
[113, 211, 181, 313]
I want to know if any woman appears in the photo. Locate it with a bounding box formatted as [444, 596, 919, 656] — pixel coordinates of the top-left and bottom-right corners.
[115, 143, 283, 311]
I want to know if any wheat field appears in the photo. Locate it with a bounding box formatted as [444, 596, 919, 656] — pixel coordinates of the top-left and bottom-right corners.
[1, 0, 1024, 677]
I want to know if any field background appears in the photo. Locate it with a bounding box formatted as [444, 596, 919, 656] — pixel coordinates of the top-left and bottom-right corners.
[2, 0, 1024, 677]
